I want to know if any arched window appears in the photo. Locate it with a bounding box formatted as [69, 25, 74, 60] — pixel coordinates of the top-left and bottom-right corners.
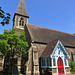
[53, 57, 56, 66]
[19, 17, 24, 26]
[64, 58, 67, 66]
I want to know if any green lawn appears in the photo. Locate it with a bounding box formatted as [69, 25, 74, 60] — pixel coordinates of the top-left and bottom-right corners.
[20, 74, 23, 75]
[71, 72, 75, 75]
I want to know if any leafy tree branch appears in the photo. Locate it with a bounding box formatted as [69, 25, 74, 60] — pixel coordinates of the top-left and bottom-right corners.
[0, 7, 11, 26]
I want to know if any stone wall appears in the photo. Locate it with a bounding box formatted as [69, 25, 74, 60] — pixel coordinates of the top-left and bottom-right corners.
[41, 68, 52, 75]
[26, 43, 75, 75]
[25, 43, 46, 75]
[32, 43, 46, 58]
[26, 47, 33, 75]
[17, 57, 21, 72]
[16, 28, 24, 35]
[31, 43, 46, 75]
[65, 47, 75, 61]
[52, 68, 57, 75]
[0, 55, 4, 71]
[73, 54, 75, 61]
[66, 68, 71, 75]
[13, 15, 28, 29]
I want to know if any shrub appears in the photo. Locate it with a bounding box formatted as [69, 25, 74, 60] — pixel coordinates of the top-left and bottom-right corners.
[69, 61, 75, 72]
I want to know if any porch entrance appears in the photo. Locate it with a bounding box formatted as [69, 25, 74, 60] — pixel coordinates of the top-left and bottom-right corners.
[57, 57, 65, 75]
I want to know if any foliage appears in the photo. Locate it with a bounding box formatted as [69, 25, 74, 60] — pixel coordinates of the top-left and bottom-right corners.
[0, 27, 29, 75]
[0, 27, 28, 56]
[0, 7, 11, 26]
[0, 40, 9, 55]
[69, 61, 75, 72]
[71, 72, 75, 74]
[20, 73, 23, 75]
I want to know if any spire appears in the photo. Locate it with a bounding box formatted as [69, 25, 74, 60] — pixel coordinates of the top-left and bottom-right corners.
[15, 0, 29, 18]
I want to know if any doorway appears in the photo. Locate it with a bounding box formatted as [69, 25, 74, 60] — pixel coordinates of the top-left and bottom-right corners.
[57, 57, 65, 75]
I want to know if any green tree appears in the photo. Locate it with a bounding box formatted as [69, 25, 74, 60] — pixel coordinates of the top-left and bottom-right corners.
[0, 7, 11, 26]
[0, 27, 29, 75]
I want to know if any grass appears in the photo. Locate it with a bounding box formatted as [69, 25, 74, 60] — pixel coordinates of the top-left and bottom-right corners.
[13, 73, 23, 75]
[71, 72, 75, 75]
[20, 73, 23, 75]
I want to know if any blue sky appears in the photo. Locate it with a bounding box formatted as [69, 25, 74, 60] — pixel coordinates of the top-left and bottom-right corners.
[0, 0, 75, 34]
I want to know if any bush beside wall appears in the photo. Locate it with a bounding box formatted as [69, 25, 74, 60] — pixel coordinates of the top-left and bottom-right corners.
[69, 61, 75, 72]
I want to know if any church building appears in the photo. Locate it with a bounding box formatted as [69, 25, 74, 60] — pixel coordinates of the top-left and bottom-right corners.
[0, 0, 75, 75]
[13, 0, 75, 75]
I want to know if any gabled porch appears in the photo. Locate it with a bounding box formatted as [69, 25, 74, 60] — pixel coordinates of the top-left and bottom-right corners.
[40, 39, 71, 75]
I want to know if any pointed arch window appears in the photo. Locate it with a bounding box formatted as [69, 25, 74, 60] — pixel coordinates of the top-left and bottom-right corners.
[19, 17, 24, 26]
[64, 58, 67, 66]
[53, 57, 56, 66]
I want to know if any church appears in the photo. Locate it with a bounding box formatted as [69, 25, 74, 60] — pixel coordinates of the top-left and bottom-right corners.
[0, 0, 75, 75]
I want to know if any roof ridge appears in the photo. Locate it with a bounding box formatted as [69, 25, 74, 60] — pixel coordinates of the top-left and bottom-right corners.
[28, 24, 74, 36]
[48, 39, 59, 45]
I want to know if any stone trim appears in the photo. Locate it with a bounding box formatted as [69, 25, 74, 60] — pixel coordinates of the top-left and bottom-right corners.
[17, 57, 21, 72]
[0, 56, 4, 71]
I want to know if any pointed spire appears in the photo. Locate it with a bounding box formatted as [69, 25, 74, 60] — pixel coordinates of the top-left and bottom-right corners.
[15, 0, 29, 18]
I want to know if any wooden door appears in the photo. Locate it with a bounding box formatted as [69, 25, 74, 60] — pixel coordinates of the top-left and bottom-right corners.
[57, 57, 65, 75]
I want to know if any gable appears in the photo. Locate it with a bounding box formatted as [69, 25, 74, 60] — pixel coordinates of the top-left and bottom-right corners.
[51, 40, 70, 58]
[26, 24, 75, 47]
[41, 39, 70, 58]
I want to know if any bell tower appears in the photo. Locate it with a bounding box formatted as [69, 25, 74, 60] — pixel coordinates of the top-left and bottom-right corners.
[13, 0, 29, 30]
